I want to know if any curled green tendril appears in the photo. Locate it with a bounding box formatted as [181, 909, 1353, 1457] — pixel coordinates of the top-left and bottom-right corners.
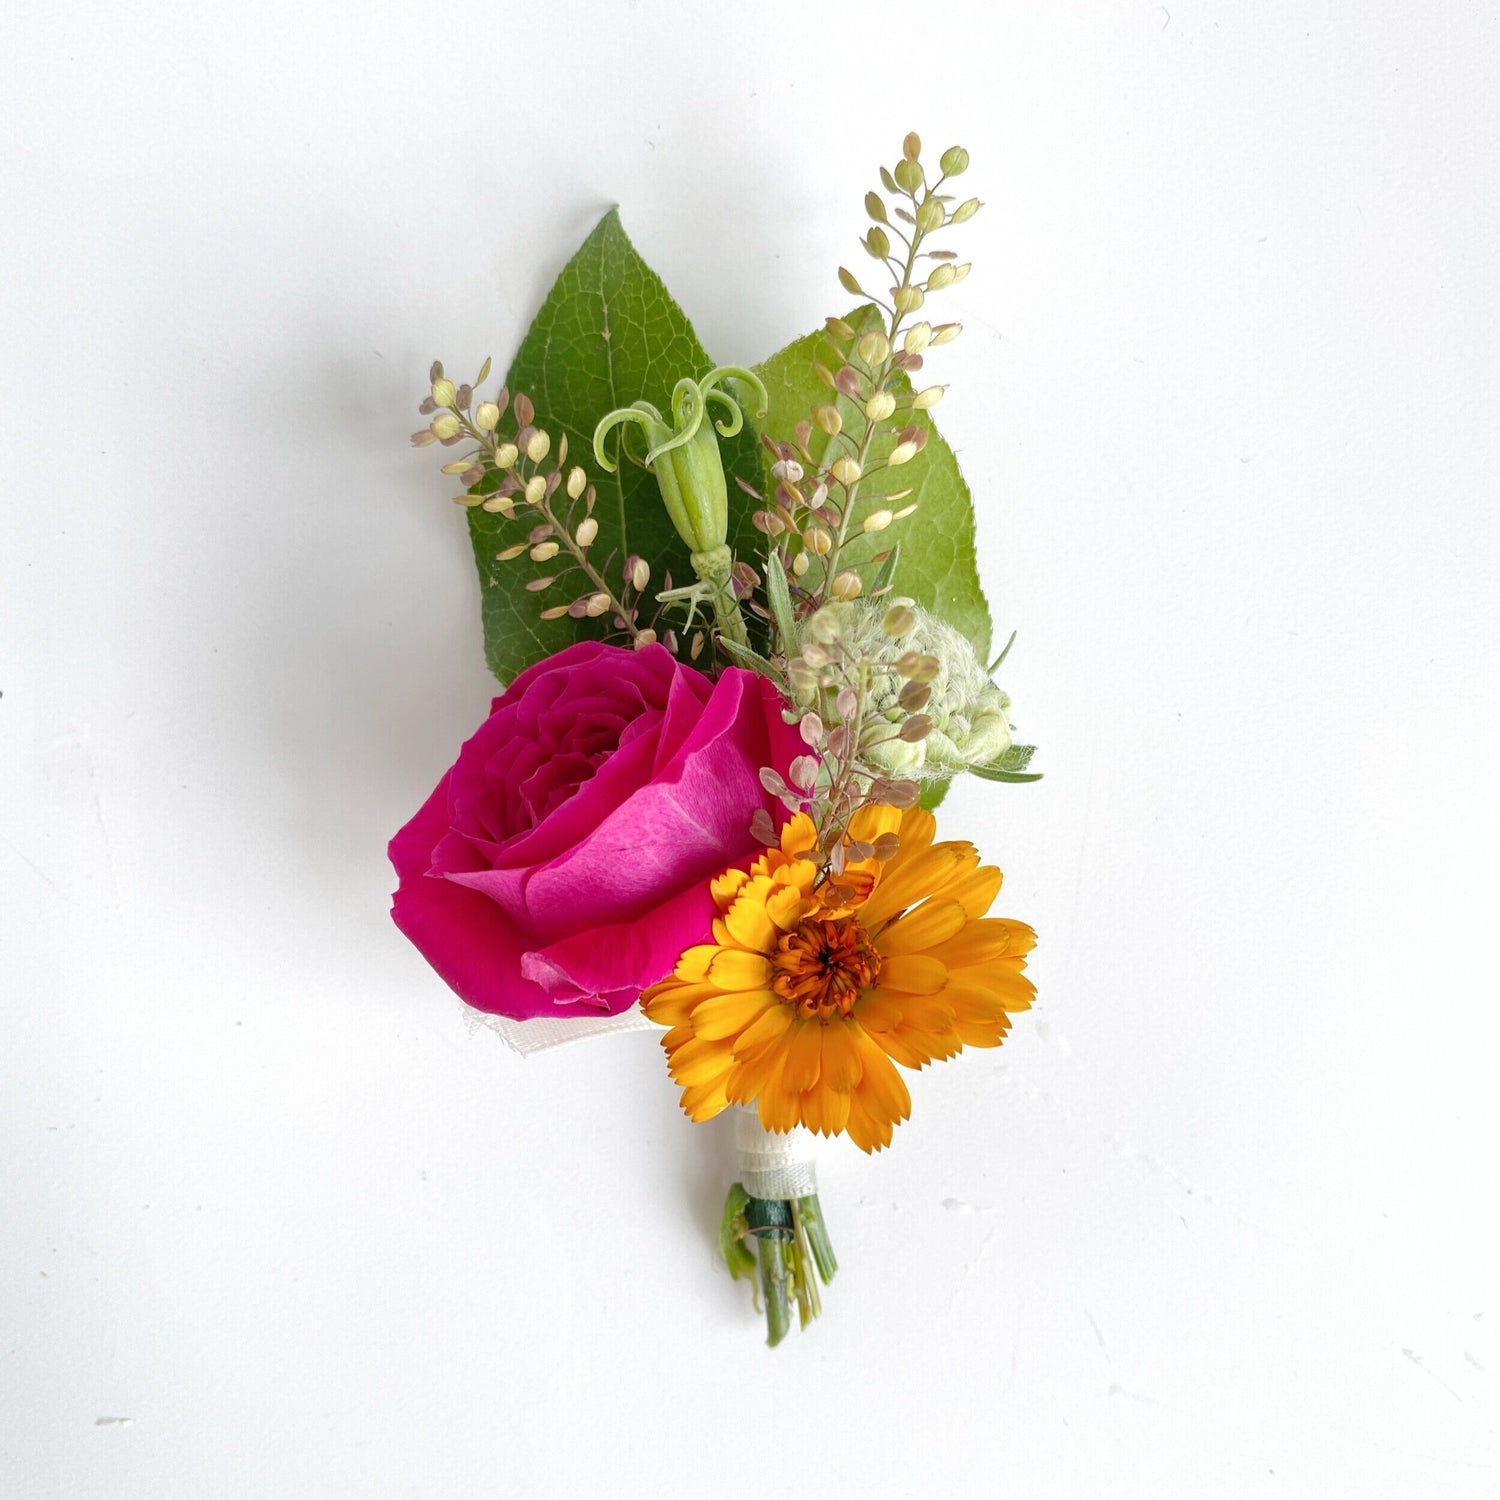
[591, 368, 767, 474]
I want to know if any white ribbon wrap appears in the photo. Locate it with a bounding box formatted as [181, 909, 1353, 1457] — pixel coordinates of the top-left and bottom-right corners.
[732, 1104, 818, 1200]
[468, 1001, 655, 1056]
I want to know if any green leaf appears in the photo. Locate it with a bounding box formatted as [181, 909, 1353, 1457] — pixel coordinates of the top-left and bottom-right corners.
[751, 304, 992, 659]
[968, 744, 1042, 783]
[467, 208, 764, 682]
[918, 777, 951, 811]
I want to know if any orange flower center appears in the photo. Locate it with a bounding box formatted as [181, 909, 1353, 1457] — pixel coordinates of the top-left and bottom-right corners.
[771, 915, 883, 1020]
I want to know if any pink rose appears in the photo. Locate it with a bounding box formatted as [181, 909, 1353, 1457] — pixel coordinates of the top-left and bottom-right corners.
[389, 641, 800, 1022]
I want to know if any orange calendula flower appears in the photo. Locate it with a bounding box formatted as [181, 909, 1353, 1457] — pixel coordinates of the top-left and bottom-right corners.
[640, 805, 1036, 1152]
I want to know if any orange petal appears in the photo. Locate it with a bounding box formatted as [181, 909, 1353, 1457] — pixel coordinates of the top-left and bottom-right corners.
[757, 1086, 802, 1134]
[938, 864, 1003, 920]
[692, 988, 776, 1040]
[680, 1077, 729, 1120]
[820, 1020, 864, 1092]
[850, 1024, 912, 1125]
[800, 1084, 851, 1136]
[640, 980, 716, 1028]
[779, 1018, 823, 1094]
[860, 845, 966, 928]
[878, 953, 948, 994]
[672, 945, 719, 983]
[874, 898, 968, 957]
[730, 1001, 795, 1058]
[706, 948, 773, 990]
[721, 885, 778, 952]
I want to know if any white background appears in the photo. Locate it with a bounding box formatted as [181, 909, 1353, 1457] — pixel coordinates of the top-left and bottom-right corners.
[4, 2, 1497, 1495]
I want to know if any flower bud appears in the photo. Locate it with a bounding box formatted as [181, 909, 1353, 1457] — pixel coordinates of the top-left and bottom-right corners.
[814, 404, 843, 437]
[882, 604, 917, 637]
[902, 131, 921, 162]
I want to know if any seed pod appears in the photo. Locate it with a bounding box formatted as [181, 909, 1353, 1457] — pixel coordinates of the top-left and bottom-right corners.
[838, 267, 863, 296]
[430, 413, 460, 440]
[585, 592, 611, 617]
[912, 386, 945, 410]
[574, 516, 599, 548]
[529, 541, 560, 561]
[898, 680, 931, 711]
[951, 197, 981, 224]
[864, 392, 896, 423]
[883, 604, 917, 637]
[892, 285, 925, 315]
[902, 131, 921, 162]
[903, 322, 933, 354]
[927, 263, 956, 290]
[939, 146, 969, 176]
[431, 379, 457, 408]
[813, 404, 843, 437]
[513, 393, 534, 428]
[494, 442, 519, 469]
[830, 571, 862, 600]
[830, 456, 862, 486]
[497, 542, 527, 560]
[524, 475, 547, 505]
[857, 330, 891, 365]
[526, 430, 551, 463]
[915, 201, 944, 234]
[862, 509, 894, 533]
[864, 228, 890, 260]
